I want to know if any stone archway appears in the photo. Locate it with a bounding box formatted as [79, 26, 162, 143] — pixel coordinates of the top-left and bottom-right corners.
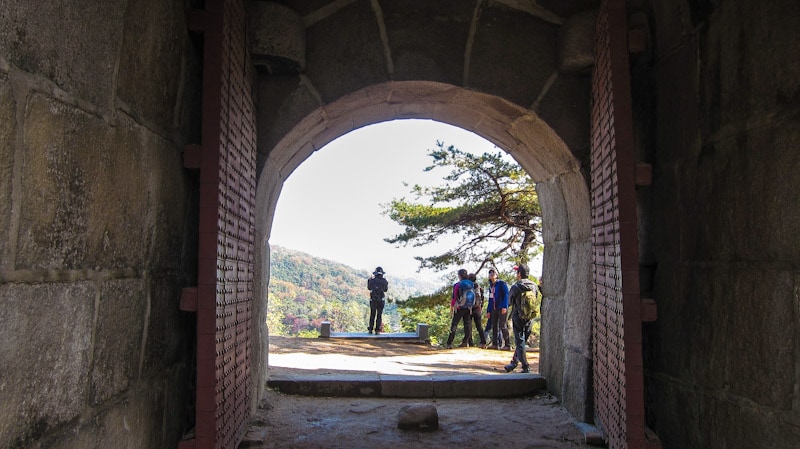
[253, 80, 593, 420]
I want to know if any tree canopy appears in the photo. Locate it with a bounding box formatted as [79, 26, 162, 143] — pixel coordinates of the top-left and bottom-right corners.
[383, 141, 542, 275]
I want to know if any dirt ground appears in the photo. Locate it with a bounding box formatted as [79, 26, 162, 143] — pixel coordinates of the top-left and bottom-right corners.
[267, 335, 536, 377]
[243, 337, 590, 448]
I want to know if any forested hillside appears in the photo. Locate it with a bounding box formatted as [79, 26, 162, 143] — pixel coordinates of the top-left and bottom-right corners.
[268, 246, 438, 336]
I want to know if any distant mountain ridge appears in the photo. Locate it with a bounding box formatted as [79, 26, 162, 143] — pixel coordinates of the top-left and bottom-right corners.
[269, 245, 439, 298]
[267, 245, 439, 335]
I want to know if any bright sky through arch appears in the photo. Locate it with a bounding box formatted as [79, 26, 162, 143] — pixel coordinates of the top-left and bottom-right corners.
[269, 119, 537, 283]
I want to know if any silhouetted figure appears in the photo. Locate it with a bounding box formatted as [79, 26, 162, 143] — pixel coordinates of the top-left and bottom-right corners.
[367, 267, 388, 334]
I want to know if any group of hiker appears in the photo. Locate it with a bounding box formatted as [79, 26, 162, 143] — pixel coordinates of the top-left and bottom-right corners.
[366, 264, 542, 374]
[444, 264, 541, 373]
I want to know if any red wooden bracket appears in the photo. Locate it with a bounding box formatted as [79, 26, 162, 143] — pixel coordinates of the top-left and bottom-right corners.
[188, 10, 207, 32]
[641, 297, 657, 322]
[180, 287, 198, 312]
[635, 162, 653, 187]
[183, 144, 201, 170]
[628, 28, 647, 54]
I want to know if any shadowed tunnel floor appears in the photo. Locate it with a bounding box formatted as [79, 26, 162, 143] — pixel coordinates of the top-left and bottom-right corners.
[240, 336, 590, 449]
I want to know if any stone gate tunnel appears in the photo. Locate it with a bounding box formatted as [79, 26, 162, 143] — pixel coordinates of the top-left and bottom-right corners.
[0, 1, 798, 448]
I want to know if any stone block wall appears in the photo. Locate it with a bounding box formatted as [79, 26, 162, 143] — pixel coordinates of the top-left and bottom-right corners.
[538, 170, 593, 422]
[0, 0, 201, 447]
[635, 1, 800, 447]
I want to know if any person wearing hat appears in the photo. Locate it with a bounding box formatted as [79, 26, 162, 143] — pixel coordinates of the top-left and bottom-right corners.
[367, 267, 388, 334]
[504, 264, 539, 373]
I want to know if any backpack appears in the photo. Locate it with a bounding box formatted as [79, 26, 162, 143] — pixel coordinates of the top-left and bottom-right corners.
[472, 285, 484, 310]
[518, 283, 541, 320]
[455, 279, 476, 308]
[370, 278, 386, 300]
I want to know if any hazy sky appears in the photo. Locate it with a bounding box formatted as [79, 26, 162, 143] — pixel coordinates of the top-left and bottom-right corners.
[269, 119, 541, 283]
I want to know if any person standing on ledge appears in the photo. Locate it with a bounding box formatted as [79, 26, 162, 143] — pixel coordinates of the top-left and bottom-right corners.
[367, 266, 388, 334]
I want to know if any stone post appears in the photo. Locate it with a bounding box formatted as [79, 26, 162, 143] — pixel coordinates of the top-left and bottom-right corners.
[416, 323, 429, 342]
[320, 321, 331, 338]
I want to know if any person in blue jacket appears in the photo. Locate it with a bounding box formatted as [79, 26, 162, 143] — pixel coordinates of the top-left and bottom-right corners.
[486, 268, 510, 350]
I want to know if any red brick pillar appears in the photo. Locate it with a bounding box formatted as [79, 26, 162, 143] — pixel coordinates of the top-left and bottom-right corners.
[590, 1, 646, 448]
[184, 0, 257, 448]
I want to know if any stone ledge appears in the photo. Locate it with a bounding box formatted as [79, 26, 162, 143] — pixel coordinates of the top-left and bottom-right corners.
[318, 322, 430, 342]
[267, 373, 546, 399]
[269, 375, 382, 397]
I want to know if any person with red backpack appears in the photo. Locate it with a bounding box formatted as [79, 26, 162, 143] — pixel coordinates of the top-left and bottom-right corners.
[444, 268, 474, 349]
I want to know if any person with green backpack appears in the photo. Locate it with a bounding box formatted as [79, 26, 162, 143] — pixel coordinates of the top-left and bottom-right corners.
[504, 264, 541, 373]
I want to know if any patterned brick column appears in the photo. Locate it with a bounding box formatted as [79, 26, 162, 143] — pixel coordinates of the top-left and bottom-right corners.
[182, 0, 256, 448]
[590, 1, 645, 448]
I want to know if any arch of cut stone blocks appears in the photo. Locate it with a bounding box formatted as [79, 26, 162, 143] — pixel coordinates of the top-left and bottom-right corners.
[253, 80, 593, 418]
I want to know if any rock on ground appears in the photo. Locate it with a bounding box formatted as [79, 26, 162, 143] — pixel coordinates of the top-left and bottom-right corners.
[397, 403, 439, 431]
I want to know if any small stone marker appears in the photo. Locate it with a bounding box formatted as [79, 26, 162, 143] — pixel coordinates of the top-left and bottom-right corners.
[397, 403, 438, 431]
[320, 321, 331, 338]
[416, 323, 429, 341]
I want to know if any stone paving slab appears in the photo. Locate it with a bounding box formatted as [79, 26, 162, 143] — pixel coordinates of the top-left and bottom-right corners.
[267, 373, 546, 398]
[430, 373, 546, 398]
[379, 374, 435, 397]
[269, 375, 382, 397]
